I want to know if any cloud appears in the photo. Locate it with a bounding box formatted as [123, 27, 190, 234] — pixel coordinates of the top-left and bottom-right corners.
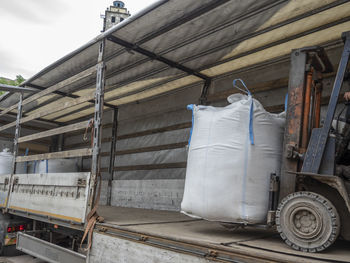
[0, 0, 67, 24]
[0, 51, 35, 79]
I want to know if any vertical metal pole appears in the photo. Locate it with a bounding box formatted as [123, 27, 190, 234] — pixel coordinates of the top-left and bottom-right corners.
[301, 70, 313, 152]
[279, 49, 307, 200]
[107, 108, 118, 206]
[199, 79, 211, 105]
[88, 39, 106, 211]
[5, 93, 23, 210]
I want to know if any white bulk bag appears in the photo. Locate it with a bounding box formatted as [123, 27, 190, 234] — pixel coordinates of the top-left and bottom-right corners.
[181, 94, 285, 224]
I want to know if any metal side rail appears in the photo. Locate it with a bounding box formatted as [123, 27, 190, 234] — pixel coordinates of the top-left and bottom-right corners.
[92, 225, 287, 263]
[16, 232, 86, 263]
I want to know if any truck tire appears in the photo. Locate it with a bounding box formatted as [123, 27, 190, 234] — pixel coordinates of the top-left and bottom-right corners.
[276, 191, 340, 252]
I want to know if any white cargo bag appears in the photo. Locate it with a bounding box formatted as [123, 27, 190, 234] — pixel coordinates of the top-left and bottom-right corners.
[181, 94, 285, 224]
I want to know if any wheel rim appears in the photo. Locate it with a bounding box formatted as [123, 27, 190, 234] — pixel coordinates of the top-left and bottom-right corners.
[289, 205, 323, 239]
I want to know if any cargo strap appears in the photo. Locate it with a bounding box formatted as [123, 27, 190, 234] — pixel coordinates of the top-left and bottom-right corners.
[80, 173, 104, 251]
[187, 104, 195, 146]
[233, 79, 254, 145]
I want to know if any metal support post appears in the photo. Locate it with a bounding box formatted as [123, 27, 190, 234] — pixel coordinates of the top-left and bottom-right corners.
[199, 79, 212, 105]
[5, 93, 23, 210]
[88, 39, 106, 212]
[107, 108, 118, 206]
[279, 49, 307, 200]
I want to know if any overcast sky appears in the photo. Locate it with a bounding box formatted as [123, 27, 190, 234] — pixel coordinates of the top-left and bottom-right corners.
[0, 0, 156, 79]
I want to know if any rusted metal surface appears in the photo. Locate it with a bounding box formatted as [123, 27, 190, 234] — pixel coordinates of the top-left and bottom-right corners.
[280, 45, 335, 199]
[301, 69, 313, 152]
[279, 49, 307, 200]
[302, 31, 350, 173]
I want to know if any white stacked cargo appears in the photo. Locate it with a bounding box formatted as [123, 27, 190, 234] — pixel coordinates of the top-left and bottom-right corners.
[34, 159, 79, 173]
[0, 148, 26, 174]
[181, 91, 285, 224]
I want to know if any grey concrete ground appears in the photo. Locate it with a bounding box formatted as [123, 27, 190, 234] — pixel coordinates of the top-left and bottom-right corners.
[0, 255, 45, 263]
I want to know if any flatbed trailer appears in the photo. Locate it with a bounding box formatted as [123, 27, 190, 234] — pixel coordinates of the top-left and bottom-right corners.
[86, 207, 350, 263]
[15, 206, 350, 263]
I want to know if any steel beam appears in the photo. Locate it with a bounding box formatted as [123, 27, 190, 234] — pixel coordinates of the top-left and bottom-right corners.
[0, 84, 38, 93]
[17, 232, 86, 263]
[199, 79, 212, 105]
[106, 35, 210, 81]
[88, 40, 106, 212]
[5, 93, 23, 211]
[279, 50, 307, 200]
[107, 108, 118, 205]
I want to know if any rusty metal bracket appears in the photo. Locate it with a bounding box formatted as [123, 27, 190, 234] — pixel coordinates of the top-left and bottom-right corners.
[140, 235, 149, 242]
[206, 249, 218, 259]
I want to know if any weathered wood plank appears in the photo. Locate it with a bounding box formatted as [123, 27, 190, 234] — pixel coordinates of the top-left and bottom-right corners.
[0, 132, 51, 144]
[0, 66, 96, 117]
[66, 122, 191, 142]
[117, 122, 191, 140]
[0, 93, 95, 132]
[19, 142, 50, 153]
[84, 142, 188, 158]
[113, 162, 187, 171]
[0, 119, 46, 132]
[65, 122, 191, 149]
[16, 148, 92, 162]
[64, 137, 111, 150]
[61, 123, 113, 138]
[18, 120, 89, 143]
[83, 162, 187, 173]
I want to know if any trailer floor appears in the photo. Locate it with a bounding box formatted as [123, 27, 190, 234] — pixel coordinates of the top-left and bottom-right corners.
[96, 206, 350, 263]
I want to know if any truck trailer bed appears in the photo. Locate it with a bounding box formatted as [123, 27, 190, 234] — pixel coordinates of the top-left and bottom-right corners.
[88, 206, 350, 263]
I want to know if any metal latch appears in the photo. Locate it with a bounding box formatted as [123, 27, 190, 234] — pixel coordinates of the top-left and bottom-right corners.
[77, 179, 86, 187]
[285, 144, 303, 159]
[140, 235, 148, 242]
[13, 177, 19, 185]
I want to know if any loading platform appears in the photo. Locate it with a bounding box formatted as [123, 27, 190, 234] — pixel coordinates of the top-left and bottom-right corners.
[88, 206, 350, 263]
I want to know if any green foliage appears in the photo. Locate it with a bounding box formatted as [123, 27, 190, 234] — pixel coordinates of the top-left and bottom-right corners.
[0, 75, 25, 95]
